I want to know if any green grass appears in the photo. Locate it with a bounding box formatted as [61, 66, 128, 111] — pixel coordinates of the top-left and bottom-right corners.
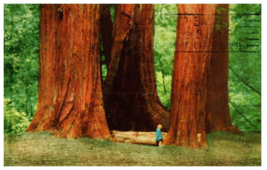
[4, 131, 261, 166]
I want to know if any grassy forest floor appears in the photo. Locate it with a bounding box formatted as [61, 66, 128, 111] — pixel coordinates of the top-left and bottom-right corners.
[4, 131, 261, 166]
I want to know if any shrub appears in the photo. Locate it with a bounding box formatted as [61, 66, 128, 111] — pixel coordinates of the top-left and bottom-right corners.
[4, 98, 31, 133]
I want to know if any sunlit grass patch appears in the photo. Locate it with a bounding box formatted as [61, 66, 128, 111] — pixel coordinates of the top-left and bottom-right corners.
[4, 131, 261, 166]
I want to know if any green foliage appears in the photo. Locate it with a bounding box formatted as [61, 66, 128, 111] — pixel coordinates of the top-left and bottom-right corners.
[100, 38, 107, 80]
[110, 4, 115, 22]
[228, 4, 261, 131]
[154, 4, 177, 110]
[4, 98, 31, 133]
[102, 64, 107, 80]
[155, 72, 172, 109]
[4, 4, 40, 118]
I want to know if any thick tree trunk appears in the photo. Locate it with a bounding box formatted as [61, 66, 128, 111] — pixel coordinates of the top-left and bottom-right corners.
[112, 130, 167, 145]
[163, 4, 216, 148]
[206, 4, 239, 133]
[103, 4, 134, 96]
[103, 4, 169, 132]
[26, 4, 110, 139]
[139, 4, 169, 131]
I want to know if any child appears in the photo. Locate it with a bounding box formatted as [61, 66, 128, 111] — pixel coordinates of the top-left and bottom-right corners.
[155, 124, 163, 146]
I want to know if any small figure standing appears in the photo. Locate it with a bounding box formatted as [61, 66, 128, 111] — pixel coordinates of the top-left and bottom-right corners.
[155, 124, 163, 147]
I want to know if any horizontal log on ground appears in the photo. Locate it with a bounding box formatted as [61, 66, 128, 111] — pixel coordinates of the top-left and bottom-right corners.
[111, 130, 167, 145]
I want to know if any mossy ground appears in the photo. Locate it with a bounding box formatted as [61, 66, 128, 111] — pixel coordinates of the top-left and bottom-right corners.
[4, 131, 261, 166]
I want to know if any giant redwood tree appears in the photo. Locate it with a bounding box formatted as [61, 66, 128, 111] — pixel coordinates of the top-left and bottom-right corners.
[26, 4, 110, 139]
[163, 4, 239, 148]
[206, 4, 239, 133]
[163, 4, 217, 148]
[102, 4, 169, 131]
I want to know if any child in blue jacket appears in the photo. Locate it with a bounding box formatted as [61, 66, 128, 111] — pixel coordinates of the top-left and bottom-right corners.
[155, 124, 163, 146]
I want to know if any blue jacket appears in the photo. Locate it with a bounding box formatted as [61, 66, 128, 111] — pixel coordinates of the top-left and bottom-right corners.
[155, 128, 163, 141]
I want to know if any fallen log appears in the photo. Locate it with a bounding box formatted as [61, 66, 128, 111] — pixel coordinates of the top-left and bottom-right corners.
[111, 130, 167, 145]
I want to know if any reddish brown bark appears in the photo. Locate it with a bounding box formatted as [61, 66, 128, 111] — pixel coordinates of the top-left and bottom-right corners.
[26, 4, 110, 139]
[163, 4, 217, 148]
[139, 4, 169, 131]
[103, 4, 134, 96]
[103, 4, 169, 132]
[206, 4, 239, 133]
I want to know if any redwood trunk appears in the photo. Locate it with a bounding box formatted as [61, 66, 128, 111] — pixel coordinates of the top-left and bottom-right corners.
[163, 4, 216, 148]
[139, 4, 169, 131]
[26, 4, 110, 139]
[103, 4, 169, 132]
[206, 4, 239, 133]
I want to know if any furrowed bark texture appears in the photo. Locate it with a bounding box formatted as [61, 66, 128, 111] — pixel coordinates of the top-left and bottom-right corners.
[163, 4, 216, 148]
[103, 4, 169, 132]
[139, 4, 169, 131]
[102, 4, 134, 97]
[206, 4, 239, 133]
[26, 4, 110, 139]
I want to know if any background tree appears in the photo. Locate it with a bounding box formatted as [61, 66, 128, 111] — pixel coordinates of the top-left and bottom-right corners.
[26, 4, 110, 139]
[4, 4, 39, 120]
[102, 4, 169, 131]
[205, 4, 239, 133]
